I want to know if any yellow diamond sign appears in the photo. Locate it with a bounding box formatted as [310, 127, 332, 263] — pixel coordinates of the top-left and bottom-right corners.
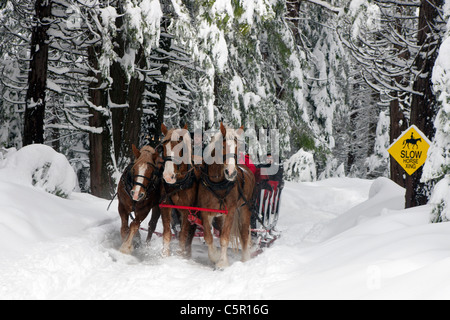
[388, 125, 431, 176]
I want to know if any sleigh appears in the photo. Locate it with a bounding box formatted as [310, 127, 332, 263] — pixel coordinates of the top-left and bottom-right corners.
[251, 164, 284, 252]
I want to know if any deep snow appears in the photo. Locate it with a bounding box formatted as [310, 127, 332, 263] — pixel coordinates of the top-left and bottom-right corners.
[1, 149, 450, 299]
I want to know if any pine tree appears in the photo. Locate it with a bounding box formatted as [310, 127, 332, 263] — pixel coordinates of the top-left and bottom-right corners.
[24, 0, 53, 146]
[405, 0, 445, 208]
[422, 4, 449, 222]
[0, 1, 24, 148]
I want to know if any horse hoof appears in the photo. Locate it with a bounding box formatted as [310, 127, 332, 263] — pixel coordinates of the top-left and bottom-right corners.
[178, 251, 191, 260]
[241, 252, 251, 263]
[215, 260, 229, 270]
[161, 249, 170, 258]
[119, 245, 132, 255]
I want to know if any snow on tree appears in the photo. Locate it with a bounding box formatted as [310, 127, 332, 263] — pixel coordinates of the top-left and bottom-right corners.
[284, 148, 317, 182]
[424, 2, 450, 222]
[364, 110, 390, 178]
[4, 0, 447, 198]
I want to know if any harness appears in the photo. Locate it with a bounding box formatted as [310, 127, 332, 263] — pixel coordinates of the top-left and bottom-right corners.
[157, 134, 251, 231]
[199, 164, 236, 211]
[122, 162, 162, 201]
[107, 160, 162, 212]
[160, 165, 196, 205]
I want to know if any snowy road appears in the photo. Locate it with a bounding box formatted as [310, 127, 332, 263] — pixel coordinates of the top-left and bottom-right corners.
[2, 175, 450, 299]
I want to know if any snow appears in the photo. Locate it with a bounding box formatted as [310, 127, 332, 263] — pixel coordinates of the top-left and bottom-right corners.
[429, 176, 450, 222]
[423, 8, 450, 223]
[284, 148, 317, 182]
[2, 150, 450, 299]
[0, 144, 78, 197]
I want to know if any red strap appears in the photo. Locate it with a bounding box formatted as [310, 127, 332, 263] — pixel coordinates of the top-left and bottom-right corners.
[159, 203, 228, 215]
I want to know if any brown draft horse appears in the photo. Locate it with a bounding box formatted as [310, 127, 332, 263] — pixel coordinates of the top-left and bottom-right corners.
[198, 123, 255, 269]
[117, 145, 163, 254]
[160, 124, 199, 258]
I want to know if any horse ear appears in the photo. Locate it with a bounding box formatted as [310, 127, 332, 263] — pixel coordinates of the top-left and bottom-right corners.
[132, 144, 141, 159]
[161, 123, 168, 136]
[220, 122, 226, 137]
[183, 123, 188, 130]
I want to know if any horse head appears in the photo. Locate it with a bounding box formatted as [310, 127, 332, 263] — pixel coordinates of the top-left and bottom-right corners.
[130, 145, 162, 202]
[220, 122, 244, 182]
[161, 123, 192, 185]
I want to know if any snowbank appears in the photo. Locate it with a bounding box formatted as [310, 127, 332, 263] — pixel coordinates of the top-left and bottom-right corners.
[2, 161, 450, 299]
[0, 181, 110, 258]
[0, 144, 79, 197]
[0, 145, 107, 258]
[301, 177, 405, 242]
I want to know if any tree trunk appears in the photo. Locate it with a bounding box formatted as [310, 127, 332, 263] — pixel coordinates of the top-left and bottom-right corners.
[389, 96, 408, 187]
[109, 2, 127, 169]
[121, 46, 146, 159]
[88, 45, 116, 199]
[389, 6, 410, 188]
[405, 0, 443, 208]
[24, 0, 52, 146]
[110, 58, 127, 168]
[146, 20, 171, 146]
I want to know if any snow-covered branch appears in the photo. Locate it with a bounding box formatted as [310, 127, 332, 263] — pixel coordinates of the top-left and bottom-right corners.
[302, 0, 344, 15]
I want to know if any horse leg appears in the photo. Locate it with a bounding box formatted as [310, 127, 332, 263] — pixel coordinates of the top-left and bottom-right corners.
[178, 210, 189, 257]
[118, 202, 130, 241]
[178, 211, 196, 258]
[202, 213, 220, 264]
[146, 205, 161, 243]
[239, 206, 252, 262]
[185, 223, 197, 258]
[216, 212, 235, 269]
[161, 207, 172, 257]
[120, 218, 141, 254]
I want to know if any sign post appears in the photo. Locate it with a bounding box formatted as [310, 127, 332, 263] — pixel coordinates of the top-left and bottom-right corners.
[388, 125, 431, 176]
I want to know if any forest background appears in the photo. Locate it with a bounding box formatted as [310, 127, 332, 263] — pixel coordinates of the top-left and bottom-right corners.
[0, 0, 449, 220]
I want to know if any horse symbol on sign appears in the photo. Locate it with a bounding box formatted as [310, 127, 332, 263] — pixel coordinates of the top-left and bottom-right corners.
[402, 132, 422, 150]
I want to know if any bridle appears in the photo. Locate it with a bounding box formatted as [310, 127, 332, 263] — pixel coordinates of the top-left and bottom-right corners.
[124, 161, 162, 202]
[198, 134, 241, 209]
[159, 135, 196, 201]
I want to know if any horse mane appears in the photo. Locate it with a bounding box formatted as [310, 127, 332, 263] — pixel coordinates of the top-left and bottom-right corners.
[132, 146, 156, 170]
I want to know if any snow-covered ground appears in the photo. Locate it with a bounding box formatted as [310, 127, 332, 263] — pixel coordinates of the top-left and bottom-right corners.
[2, 146, 450, 300]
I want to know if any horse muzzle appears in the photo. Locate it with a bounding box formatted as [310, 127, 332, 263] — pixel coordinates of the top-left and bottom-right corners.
[224, 168, 237, 181]
[131, 189, 146, 202]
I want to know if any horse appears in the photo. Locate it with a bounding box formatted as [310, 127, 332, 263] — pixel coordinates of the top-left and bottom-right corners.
[197, 123, 255, 269]
[159, 123, 199, 258]
[403, 138, 422, 149]
[117, 145, 163, 254]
